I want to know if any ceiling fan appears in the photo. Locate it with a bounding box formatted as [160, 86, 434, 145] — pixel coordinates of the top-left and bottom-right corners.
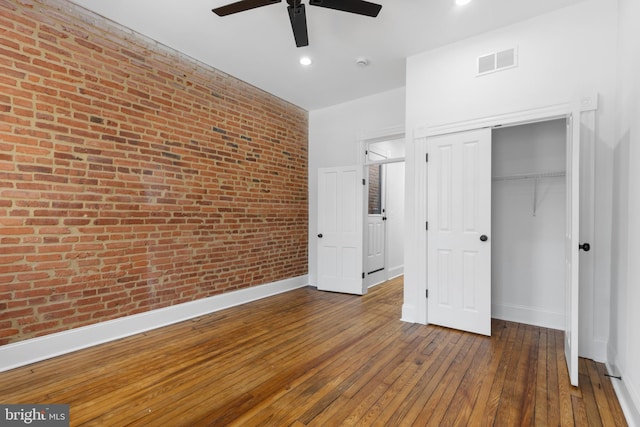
[212, 0, 382, 48]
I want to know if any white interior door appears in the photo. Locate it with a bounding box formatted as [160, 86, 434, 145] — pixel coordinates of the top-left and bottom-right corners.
[366, 163, 386, 282]
[317, 166, 365, 295]
[366, 216, 385, 273]
[564, 115, 580, 386]
[427, 128, 492, 336]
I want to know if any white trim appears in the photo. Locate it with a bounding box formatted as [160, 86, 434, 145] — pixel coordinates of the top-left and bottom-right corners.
[387, 265, 404, 280]
[0, 275, 309, 373]
[359, 125, 406, 296]
[412, 101, 592, 330]
[414, 103, 572, 139]
[358, 124, 405, 144]
[606, 359, 640, 427]
[365, 157, 405, 167]
[590, 338, 608, 363]
[401, 303, 417, 323]
[358, 125, 405, 167]
[492, 303, 564, 330]
[415, 136, 428, 325]
[414, 96, 598, 140]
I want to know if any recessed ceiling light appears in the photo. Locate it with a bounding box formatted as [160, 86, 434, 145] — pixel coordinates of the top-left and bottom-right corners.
[456, 0, 471, 5]
[299, 56, 312, 66]
[356, 57, 369, 67]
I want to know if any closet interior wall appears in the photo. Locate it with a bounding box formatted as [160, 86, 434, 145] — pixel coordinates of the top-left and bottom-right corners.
[491, 119, 567, 329]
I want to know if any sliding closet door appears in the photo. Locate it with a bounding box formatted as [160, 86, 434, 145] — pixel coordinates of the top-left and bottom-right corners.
[426, 128, 492, 336]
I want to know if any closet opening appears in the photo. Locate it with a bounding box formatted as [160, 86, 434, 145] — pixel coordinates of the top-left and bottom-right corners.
[491, 118, 567, 329]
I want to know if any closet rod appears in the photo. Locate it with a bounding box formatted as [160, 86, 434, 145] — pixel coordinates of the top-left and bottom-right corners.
[492, 170, 566, 182]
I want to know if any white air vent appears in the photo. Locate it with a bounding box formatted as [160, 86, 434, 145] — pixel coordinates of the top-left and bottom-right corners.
[477, 47, 518, 76]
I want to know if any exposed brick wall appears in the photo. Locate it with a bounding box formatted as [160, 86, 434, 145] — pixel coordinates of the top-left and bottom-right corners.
[0, 0, 308, 345]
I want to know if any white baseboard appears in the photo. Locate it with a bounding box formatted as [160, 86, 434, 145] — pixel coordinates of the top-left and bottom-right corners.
[492, 302, 564, 330]
[606, 344, 640, 427]
[0, 275, 309, 373]
[387, 265, 404, 279]
[605, 361, 640, 427]
[401, 303, 417, 323]
[590, 338, 608, 363]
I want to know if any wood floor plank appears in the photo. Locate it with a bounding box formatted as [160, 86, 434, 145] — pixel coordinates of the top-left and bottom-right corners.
[546, 328, 562, 426]
[580, 359, 604, 427]
[494, 321, 526, 423]
[401, 333, 476, 425]
[556, 331, 577, 426]
[0, 276, 628, 426]
[416, 337, 485, 426]
[464, 319, 511, 426]
[597, 363, 628, 427]
[585, 358, 627, 427]
[235, 319, 415, 426]
[573, 393, 591, 426]
[435, 336, 492, 426]
[534, 326, 549, 426]
[357, 328, 453, 427]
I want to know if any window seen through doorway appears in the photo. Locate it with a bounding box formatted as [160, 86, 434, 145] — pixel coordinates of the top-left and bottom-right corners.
[368, 164, 382, 215]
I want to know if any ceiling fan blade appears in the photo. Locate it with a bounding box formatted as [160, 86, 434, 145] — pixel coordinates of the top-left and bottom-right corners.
[212, 0, 281, 16]
[287, 4, 309, 47]
[309, 0, 381, 17]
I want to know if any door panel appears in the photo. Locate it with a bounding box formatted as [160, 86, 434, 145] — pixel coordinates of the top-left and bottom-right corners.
[564, 115, 580, 386]
[427, 128, 492, 336]
[366, 219, 385, 273]
[366, 163, 385, 275]
[317, 166, 365, 295]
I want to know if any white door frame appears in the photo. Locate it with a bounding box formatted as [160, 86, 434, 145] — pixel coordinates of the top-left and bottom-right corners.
[412, 98, 598, 385]
[413, 102, 579, 326]
[359, 125, 405, 288]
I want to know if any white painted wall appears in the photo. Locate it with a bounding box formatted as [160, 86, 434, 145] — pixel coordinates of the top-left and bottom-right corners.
[308, 87, 406, 286]
[609, 0, 640, 423]
[404, 0, 617, 362]
[491, 120, 566, 329]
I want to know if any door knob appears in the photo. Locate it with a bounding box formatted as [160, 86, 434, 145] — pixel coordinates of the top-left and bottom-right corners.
[480, 235, 488, 242]
[317, 233, 323, 238]
[579, 243, 590, 251]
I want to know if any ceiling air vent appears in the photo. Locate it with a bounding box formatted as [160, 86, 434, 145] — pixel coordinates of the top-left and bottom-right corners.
[477, 47, 517, 76]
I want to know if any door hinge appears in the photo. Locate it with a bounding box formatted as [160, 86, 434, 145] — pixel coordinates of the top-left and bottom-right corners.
[362, 272, 365, 279]
[426, 221, 428, 230]
[362, 178, 366, 186]
[426, 289, 429, 298]
[426, 153, 429, 162]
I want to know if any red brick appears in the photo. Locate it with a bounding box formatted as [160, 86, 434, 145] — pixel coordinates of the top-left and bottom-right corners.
[0, 0, 307, 345]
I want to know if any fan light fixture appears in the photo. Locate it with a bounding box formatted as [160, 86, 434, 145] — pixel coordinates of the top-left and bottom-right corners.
[212, 0, 382, 48]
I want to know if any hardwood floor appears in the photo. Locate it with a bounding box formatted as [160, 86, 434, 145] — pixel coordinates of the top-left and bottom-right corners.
[0, 276, 627, 426]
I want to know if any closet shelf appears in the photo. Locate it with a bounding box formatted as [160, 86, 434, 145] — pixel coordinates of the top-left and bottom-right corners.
[492, 170, 566, 217]
[492, 171, 566, 182]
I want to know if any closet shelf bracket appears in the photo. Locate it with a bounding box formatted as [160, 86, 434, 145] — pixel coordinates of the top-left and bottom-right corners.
[492, 171, 566, 216]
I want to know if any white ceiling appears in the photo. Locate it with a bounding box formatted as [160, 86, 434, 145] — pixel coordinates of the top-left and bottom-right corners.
[68, 0, 583, 111]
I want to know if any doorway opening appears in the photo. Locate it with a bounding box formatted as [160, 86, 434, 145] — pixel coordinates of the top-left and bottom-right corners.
[364, 137, 405, 288]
